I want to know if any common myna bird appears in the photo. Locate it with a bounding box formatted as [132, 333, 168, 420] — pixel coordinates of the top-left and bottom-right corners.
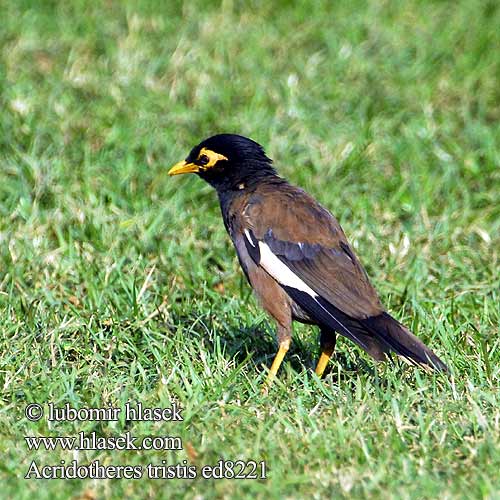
[169, 134, 447, 388]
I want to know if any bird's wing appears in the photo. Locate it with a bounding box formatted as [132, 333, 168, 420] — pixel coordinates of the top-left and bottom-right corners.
[235, 183, 447, 371]
[241, 185, 384, 320]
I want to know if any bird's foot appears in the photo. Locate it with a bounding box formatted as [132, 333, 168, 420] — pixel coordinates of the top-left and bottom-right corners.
[262, 340, 290, 394]
[314, 347, 335, 378]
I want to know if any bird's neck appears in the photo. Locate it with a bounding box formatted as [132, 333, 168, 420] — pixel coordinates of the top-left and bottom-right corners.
[217, 174, 287, 220]
[210, 165, 277, 191]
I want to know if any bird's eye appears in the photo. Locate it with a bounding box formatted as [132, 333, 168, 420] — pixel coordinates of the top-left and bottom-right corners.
[198, 154, 209, 166]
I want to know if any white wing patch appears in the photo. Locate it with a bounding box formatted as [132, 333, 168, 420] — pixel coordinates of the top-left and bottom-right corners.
[244, 230, 318, 297]
[244, 229, 255, 247]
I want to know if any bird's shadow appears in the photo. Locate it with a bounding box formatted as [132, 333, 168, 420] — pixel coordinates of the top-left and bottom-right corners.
[220, 321, 388, 390]
[171, 309, 379, 382]
[219, 321, 316, 372]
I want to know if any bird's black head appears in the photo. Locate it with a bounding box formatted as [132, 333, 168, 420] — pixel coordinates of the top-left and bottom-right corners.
[168, 134, 277, 192]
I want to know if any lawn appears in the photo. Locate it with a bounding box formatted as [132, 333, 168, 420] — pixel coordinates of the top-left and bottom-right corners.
[1, 0, 499, 498]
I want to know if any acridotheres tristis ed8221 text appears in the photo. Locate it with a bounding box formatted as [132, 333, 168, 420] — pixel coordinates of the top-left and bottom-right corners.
[169, 134, 447, 389]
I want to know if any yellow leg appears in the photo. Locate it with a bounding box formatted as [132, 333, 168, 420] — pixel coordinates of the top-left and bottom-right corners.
[315, 348, 335, 377]
[262, 340, 290, 393]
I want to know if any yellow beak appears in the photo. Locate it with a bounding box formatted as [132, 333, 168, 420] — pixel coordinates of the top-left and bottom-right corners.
[168, 160, 199, 176]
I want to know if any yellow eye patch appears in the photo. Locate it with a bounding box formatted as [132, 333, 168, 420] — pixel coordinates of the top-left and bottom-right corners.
[196, 148, 228, 169]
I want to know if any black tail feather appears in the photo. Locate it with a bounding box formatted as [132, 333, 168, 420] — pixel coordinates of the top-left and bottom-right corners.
[361, 312, 448, 372]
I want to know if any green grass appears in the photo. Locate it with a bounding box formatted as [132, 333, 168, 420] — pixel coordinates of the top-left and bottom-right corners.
[1, 0, 499, 498]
